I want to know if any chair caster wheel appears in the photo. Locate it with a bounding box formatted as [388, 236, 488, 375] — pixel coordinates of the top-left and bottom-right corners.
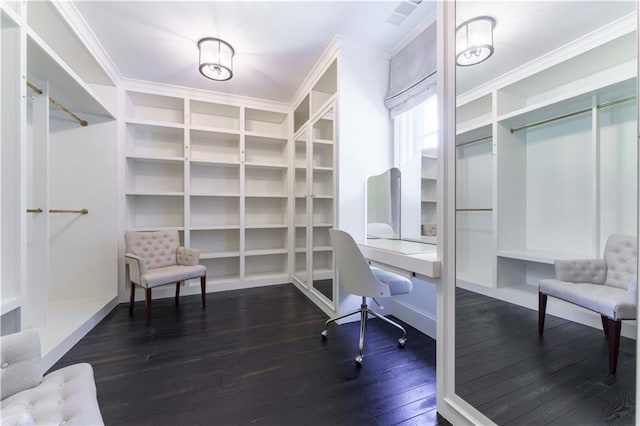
[355, 355, 363, 366]
[398, 338, 406, 348]
[321, 330, 328, 340]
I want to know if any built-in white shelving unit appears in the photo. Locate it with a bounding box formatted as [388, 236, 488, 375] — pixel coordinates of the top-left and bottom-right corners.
[455, 15, 637, 335]
[1, 0, 119, 368]
[123, 89, 291, 291]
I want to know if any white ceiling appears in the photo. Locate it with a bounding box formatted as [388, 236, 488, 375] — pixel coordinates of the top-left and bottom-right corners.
[73, 1, 636, 104]
[73, 0, 437, 103]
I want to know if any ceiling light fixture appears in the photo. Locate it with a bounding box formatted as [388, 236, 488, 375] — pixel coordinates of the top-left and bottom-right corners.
[456, 16, 495, 67]
[198, 37, 234, 81]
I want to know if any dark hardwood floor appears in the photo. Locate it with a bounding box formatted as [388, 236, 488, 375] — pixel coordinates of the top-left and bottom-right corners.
[456, 287, 636, 425]
[51, 284, 447, 426]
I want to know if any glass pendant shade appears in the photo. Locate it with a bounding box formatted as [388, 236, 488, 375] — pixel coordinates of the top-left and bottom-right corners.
[198, 38, 234, 81]
[456, 17, 495, 67]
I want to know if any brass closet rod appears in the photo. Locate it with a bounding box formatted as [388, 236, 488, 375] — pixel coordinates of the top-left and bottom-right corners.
[26, 209, 89, 215]
[27, 81, 88, 127]
[456, 135, 492, 148]
[510, 95, 636, 134]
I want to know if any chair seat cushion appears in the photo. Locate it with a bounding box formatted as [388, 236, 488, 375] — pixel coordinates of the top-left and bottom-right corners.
[142, 264, 206, 288]
[539, 279, 636, 320]
[371, 267, 413, 296]
[1, 363, 104, 426]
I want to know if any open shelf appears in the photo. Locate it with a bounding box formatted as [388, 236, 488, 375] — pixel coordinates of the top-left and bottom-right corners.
[244, 108, 288, 138]
[190, 100, 239, 131]
[190, 130, 239, 163]
[190, 163, 239, 195]
[126, 91, 184, 125]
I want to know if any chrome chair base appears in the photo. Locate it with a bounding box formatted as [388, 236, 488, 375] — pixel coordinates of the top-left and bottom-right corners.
[321, 296, 407, 366]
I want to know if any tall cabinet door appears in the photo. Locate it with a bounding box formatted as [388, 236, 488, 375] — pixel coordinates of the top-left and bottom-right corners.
[309, 104, 335, 303]
[292, 127, 309, 288]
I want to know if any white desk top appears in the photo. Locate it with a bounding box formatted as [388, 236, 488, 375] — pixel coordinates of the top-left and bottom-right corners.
[358, 238, 441, 279]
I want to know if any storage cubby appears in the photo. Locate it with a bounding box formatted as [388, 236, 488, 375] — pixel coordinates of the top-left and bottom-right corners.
[244, 108, 288, 138]
[312, 198, 334, 225]
[126, 91, 184, 125]
[190, 229, 240, 257]
[190, 163, 239, 195]
[294, 198, 307, 226]
[457, 93, 492, 132]
[126, 195, 184, 229]
[245, 253, 287, 278]
[312, 143, 333, 169]
[295, 227, 307, 250]
[312, 115, 334, 141]
[311, 60, 337, 116]
[295, 170, 307, 196]
[125, 123, 184, 158]
[312, 251, 333, 274]
[125, 157, 184, 194]
[311, 169, 333, 197]
[295, 252, 307, 276]
[295, 138, 307, 168]
[496, 32, 636, 118]
[245, 228, 287, 252]
[312, 227, 331, 249]
[201, 257, 240, 282]
[244, 135, 287, 166]
[245, 197, 287, 226]
[293, 94, 310, 134]
[190, 196, 239, 227]
[190, 130, 239, 163]
[190, 100, 239, 131]
[245, 166, 287, 196]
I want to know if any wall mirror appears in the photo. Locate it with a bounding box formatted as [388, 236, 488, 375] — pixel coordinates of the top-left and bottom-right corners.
[367, 167, 401, 239]
[454, 1, 638, 424]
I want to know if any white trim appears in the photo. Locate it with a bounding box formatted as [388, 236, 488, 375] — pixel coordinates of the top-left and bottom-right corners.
[387, 298, 436, 339]
[391, 10, 437, 57]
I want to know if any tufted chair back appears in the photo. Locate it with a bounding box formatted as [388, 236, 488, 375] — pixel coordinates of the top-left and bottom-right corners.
[125, 230, 180, 270]
[603, 234, 637, 290]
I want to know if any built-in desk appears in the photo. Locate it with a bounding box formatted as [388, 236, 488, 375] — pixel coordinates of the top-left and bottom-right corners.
[358, 239, 441, 280]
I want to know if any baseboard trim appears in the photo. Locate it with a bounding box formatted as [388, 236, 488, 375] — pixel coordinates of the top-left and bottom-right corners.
[388, 298, 437, 340]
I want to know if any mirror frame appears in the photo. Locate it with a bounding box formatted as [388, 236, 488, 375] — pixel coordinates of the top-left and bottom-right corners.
[436, 1, 640, 424]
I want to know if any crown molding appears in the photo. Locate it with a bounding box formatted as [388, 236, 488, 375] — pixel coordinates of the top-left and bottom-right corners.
[392, 9, 437, 57]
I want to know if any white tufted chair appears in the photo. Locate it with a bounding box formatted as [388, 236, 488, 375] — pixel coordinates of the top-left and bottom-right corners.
[1, 330, 104, 425]
[125, 230, 207, 326]
[538, 234, 637, 375]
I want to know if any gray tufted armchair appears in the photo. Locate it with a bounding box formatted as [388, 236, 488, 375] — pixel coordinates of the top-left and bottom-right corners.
[125, 230, 207, 326]
[538, 234, 637, 375]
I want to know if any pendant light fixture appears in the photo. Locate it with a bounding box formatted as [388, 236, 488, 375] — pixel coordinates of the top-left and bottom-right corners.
[456, 16, 496, 67]
[198, 37, 234, 81]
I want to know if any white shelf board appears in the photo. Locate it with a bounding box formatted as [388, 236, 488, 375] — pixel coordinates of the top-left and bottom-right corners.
[26, 32, 115, 119]
[126, 154, 184, 164]
[244, 131, 287, 141]
[313, 139, 333, 145]
[190, 192, 241, 198]
[313, 166, 333, 172]
[126, 226, 185, 231]
[422, 199, 437, 203]
[244, 162, 288, 170]
[191, 225, 240, 231]
[201, 251, 240, 260]
[313, 195, 333, 199]
[190, 159, 240, 167]
[245, 194, 288, 198]
[124, 118, 184, 129]
[313, 223, 333, 228]
[496, 248, 587, 264]
[244, 272, 289, 283]
[190, 124, 240, 135]
[1, 297, 21, 316]
[126, 191, 184, 197]
[313, 246, 333, 252]
[244, 224, 287, 229]
[245, 248, 288, 256]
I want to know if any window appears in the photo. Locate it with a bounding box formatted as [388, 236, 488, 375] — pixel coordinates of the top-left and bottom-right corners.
[394, 95, 438, 167]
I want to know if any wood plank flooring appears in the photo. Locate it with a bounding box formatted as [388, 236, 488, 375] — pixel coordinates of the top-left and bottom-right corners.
[456, 287, 636, 425]
[51, 284, 447, 426]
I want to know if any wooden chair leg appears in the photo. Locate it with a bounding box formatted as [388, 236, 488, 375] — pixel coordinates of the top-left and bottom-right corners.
[201, 275, 206, 309]
[175, 282, 181, 305]
[145, 288, 152, 327]
[538, 292, 548, 335]
[604, 317, 622, 375]
[129, 283, 135, 315]
[601, 315, 609, 337]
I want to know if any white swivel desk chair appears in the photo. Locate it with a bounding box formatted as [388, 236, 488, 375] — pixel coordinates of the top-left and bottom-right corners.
[323, 229, 413, 366]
